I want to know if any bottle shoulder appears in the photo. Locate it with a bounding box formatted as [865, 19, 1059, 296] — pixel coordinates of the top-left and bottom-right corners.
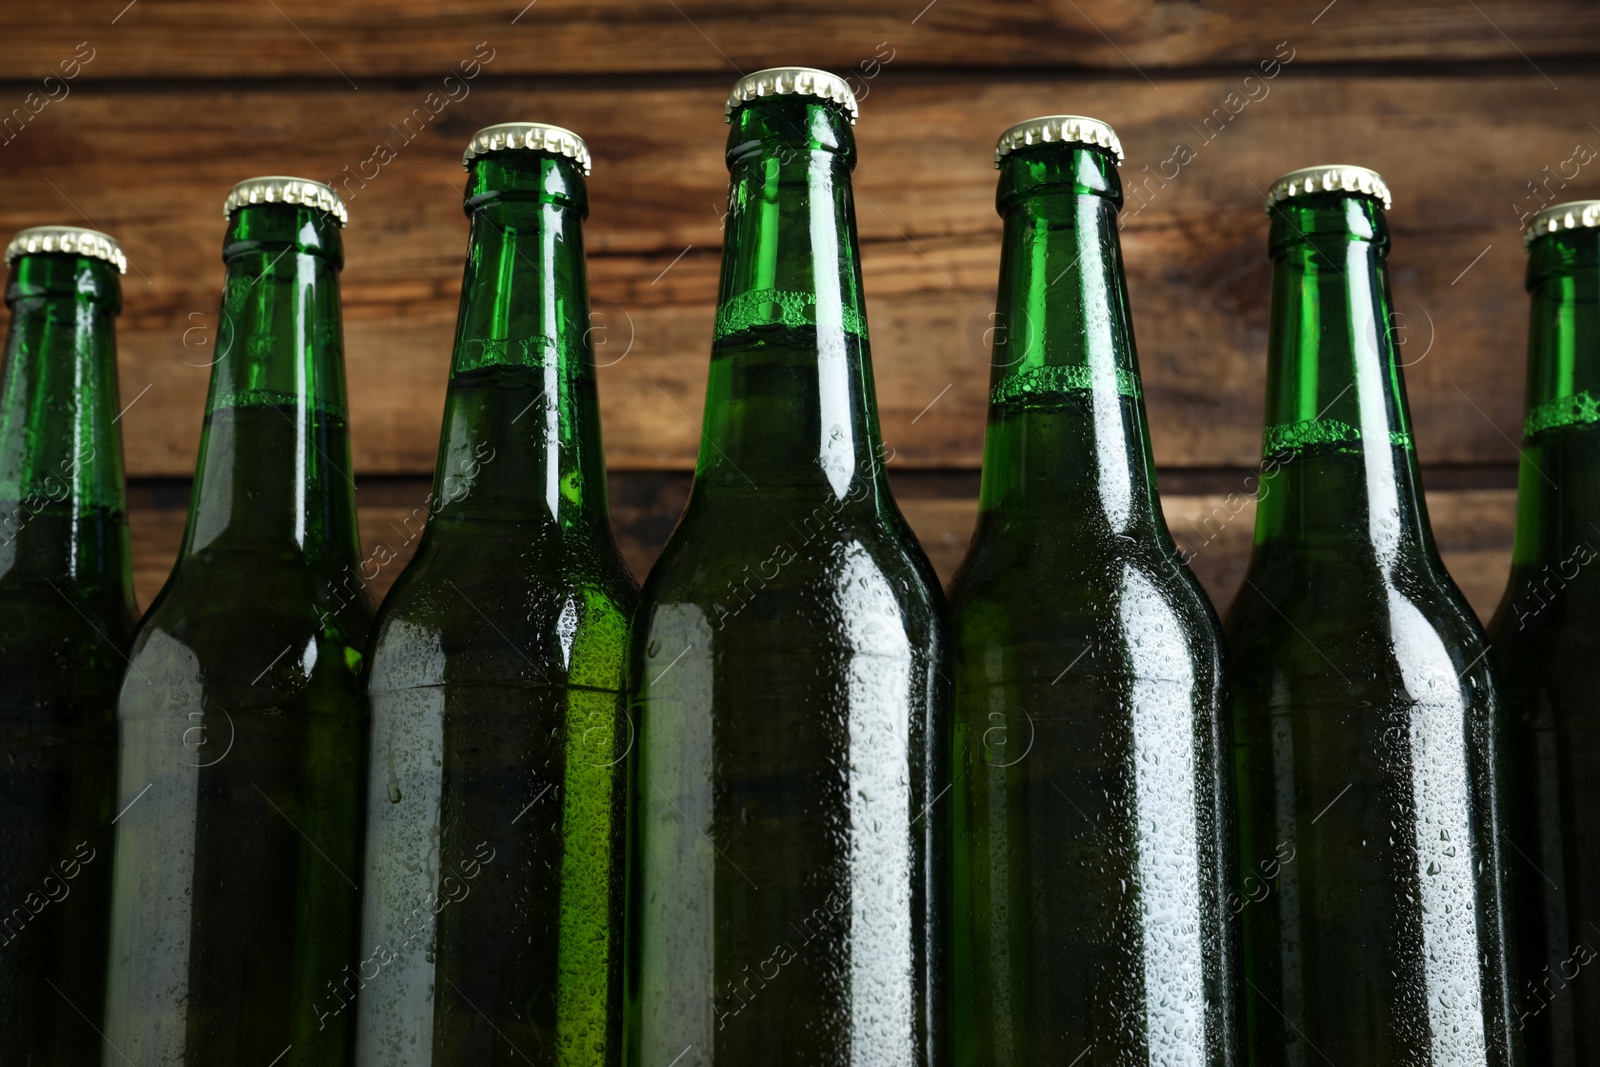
[1488, 559, 1600, 644]
[643, 497, 943, 627]
[367, 534, 636, 696]
[636, 504, 944, 682]
[1488, 567, 1600, 722]
[949, 539, 1224, 687]
[155, 543, 371, 610]
[127, 551, 372, 700]
[1225, 552, 1495, 710]
[376, 521, 638, 628]
[1226, 544, 1478, 631]
[121, 604, 368, 722]
[950, 527, 1217, 624]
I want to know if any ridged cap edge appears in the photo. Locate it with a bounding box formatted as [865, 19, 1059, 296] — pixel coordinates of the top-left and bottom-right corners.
[1525, 200, 1600, 249]
[724, 67, 858, 125]
[994, 115, 1124, 167]
[5, 226, 127, 273]
[224, 176, 348, 226]
[462, 122, 592, 175]
[1265, 164, 1392, 213]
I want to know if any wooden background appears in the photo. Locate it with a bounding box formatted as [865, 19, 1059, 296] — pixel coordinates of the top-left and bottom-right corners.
[5, 0, 1598, 620]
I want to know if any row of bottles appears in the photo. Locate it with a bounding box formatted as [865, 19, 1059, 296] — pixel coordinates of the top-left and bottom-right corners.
[0, 65, 1595, 1064]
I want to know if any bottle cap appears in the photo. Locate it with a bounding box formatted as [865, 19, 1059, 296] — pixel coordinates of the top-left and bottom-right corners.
[462, 122, 591, 175]
[725, 67, 858, 125]
[1265, 165, 1392, 213]
[994, 115, 1124, 167]
[4, 226, 127, 273]
[1525, 200, 1600, 249]
[224, 176, 348, 226]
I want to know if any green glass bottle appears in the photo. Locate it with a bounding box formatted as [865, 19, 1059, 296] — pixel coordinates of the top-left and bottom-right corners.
[1226, 166, 1518, 1063]
[0, 227, 135, 1065]
[354, 124, 636, 1066]
[945, 117, 1240, 1065]
[1488, 200, 1600, 1059]
[103, 178, 371, 1065]
[625, 68, 948, 1066]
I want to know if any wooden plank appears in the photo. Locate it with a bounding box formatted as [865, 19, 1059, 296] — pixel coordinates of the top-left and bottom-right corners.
[126, 478, 1516, 624]
[4, 1, 1599, 80]
[0, 73, 1579, 474]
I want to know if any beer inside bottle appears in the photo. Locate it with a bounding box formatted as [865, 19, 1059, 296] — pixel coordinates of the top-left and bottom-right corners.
[1225, 166, 1517, 1063]
[103, 179, 371, 1065]
[945, 117, 1240, 1064]
[355, 124, 636, 1066]
[1488, 200, 1600, 1059]
[0, 227, 135, 1064]
[626, 68, 949, 1066]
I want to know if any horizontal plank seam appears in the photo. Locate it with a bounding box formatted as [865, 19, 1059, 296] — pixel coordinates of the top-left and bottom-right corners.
[3, 56, 1599, 96]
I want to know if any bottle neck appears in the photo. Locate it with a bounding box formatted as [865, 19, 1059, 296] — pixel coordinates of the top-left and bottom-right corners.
[697, 96, 890, 502]
[426, 152, 610, 535]
[1509, 227, 1600, 569]
[181, 204, 361, 571]
[1252, 194, 1435, 569]
[0, 252, 132, 601]
[975, 145, 1162, 537]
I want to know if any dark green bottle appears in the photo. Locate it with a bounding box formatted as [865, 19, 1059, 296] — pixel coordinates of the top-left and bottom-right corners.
[354, 124, 636, 1065]
[945, 117, 1240, 1065]
[103, 178, 371, 1065]
[1226, 166, 1518, 1063]
[626, 68, 948, 1066]
[1488, 200, 1600, 1060]
[0, 227, 135, 1065]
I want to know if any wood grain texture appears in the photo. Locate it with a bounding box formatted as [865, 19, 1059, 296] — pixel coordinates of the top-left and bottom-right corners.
[126, 478, 1515, 624]
[4, 1, 1599, 79]
[0, 73, 1582, 475]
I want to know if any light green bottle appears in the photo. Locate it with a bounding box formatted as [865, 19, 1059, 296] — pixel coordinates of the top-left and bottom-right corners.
[946, 116, 1241, 1065]
[1226, 165, 1518, 1064]
[355, 124, 635, 1066]
[625, 68, 949, 1066]
[103, 177, 370, 1066]
[1488, 199, 1600, 1060]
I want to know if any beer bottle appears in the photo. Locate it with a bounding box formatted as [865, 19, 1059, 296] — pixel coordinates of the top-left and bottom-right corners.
[1226, 166, 1518, 1062]
[354, 124, 636, 1065]
[1488, 200, 1600, 1058]
[945, 117, 1241, 1064]
[626, 68, 948, 1066]
[103, 178, 371, 1065]
[0, 227, 134, 1063]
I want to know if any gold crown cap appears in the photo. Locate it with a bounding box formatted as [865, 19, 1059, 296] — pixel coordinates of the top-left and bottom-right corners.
[4, 226, 126, 273]
[462, 123, 591, 175]
[224, 176, 348, 226]
[1265, 165, 1392, 213]
[725, 67, 859, 125]
[1525, 200, 1600, 249]
[994, 115, 1124, 167]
